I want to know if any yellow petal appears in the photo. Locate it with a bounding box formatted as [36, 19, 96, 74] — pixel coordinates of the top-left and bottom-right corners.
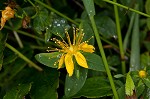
[65, 53, 74, 76]
[58, 54, 65, 69]
[80, 43, 95, 53]
[74, 52, 88, 68]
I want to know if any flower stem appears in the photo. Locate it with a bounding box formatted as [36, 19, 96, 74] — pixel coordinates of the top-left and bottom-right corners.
[8, 21, 24, 48]
[34, 0, 79, 26]
[113, 0, 126, 74]
[89, 16, 119, 99]
[103, 0, 150, 18]
[6, 43, 43, 71]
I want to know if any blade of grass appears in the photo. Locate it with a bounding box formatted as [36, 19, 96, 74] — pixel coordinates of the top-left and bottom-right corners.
[123, 12, 136, 52]
[130, 4, 140, 71]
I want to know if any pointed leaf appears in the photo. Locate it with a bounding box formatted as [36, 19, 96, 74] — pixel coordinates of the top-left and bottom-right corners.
[125, 72, 135, 96]
[130, 5, 140, 71]
[35, 52, 62, 68]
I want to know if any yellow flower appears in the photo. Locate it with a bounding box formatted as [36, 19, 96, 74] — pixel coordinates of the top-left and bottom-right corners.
[0, 6, 15, 30]
[139, 70, 147, 78]
[51, 27, 95, 76]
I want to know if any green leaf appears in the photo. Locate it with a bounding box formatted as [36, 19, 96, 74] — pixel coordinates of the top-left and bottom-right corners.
[117, 85, 125, 99]
[35, 52, 62, 68]
[114, 74, 124, 78]
[107, 55, 121, 66]
[143, 41, 150, 51]
[3, 83, 32, 99]
[136, 82, 145, 97]
[95, 16, 117, 39]
[130, 5, 140, 71]
[83, 52, 105, 72]
[30, 68, 59, 99]
[64, 65, 88, 98]
[45, 28, 52, 42]
[125, 72, 135, 96]
[140, 52, 150, 68]
[145, 0, 150, 14]
[33, 6, 50, 34]
[0, 31, 8, 70]
[51, 18, 70, 37]
[79, 20, 95, 45]
[82, 0, 95, 17]
[73, 77, 112, 98]
[143, 78, 150, 88]
[146, 18, 150, 30]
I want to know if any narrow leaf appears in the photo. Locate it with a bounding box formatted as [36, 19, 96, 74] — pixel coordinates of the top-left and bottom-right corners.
[145, 0, 150, 14]
[130, 4, 140, 71]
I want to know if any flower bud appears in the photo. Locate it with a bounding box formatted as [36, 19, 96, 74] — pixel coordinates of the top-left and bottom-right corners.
[139, 70, 147, 78]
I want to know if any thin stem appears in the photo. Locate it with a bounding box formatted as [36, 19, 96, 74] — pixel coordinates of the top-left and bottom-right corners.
[6, 43, 43, 71]
[4, 26, 56, 46]
[34, 0, 79, 26]
[103, 0, 150, 18]
[89, 16, 119, 99]
[113, 0, 126, 74]
[8, 21, 24, 48]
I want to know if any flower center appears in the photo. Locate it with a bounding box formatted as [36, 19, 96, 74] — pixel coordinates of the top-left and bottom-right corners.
[69, 45, 78, 54]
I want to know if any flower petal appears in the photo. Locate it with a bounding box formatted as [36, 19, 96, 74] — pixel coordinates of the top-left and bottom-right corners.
[80, 43, 95, 53]
[74, 52, 88, 68]
[58, 54, 65, 69]
[65, 53, 74, 76]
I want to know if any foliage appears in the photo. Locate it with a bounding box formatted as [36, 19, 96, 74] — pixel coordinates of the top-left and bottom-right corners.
[0, 0, 150, 99]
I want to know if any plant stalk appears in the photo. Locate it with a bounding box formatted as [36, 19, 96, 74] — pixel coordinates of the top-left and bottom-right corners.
[113, 0, 126, 74]
[89, 16, 119, 99]
[103, 0, 150, 18]
[6, 43, 43, 71]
